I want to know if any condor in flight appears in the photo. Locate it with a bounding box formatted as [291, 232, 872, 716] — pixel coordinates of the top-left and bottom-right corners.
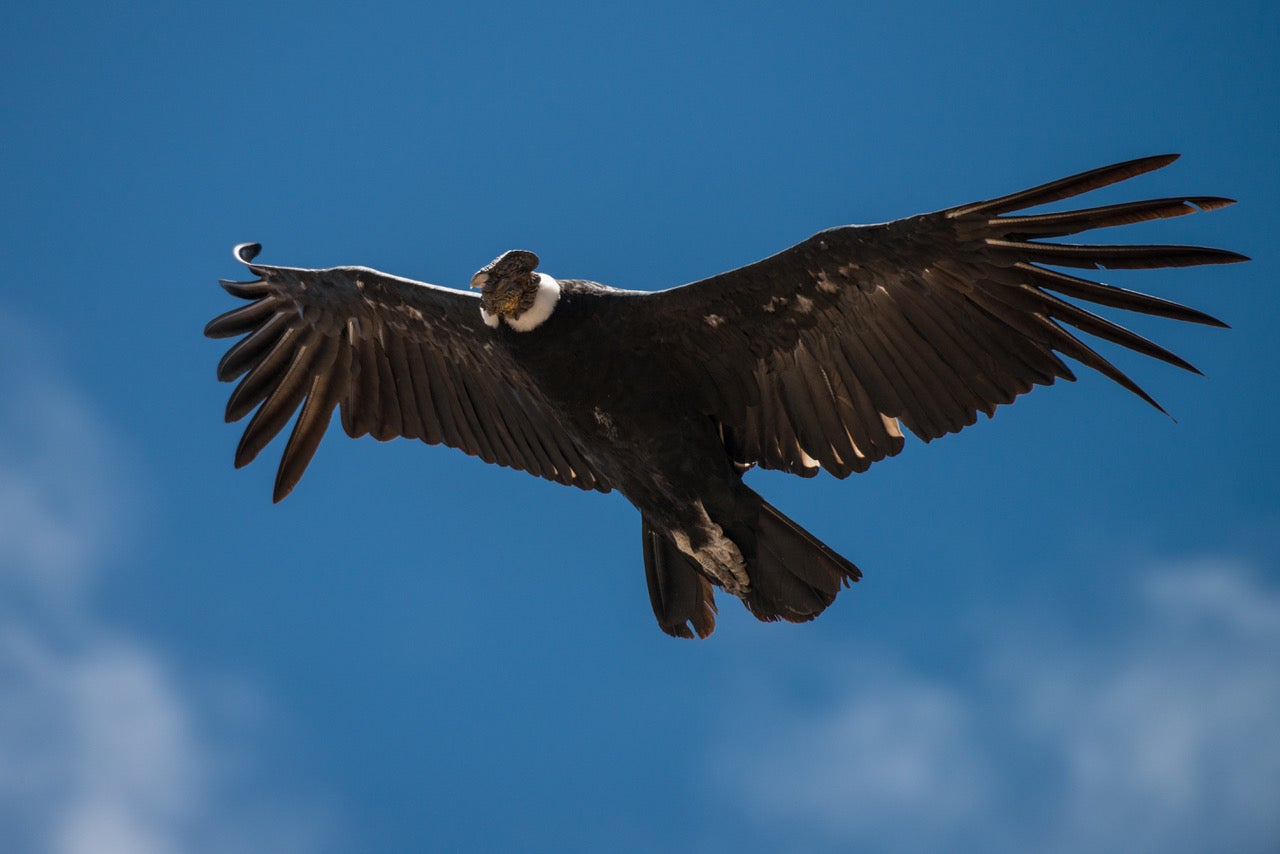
[206, 155, 1244, 638]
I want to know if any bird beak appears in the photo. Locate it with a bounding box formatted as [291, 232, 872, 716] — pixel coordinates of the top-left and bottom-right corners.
[470, 272, 488, 290]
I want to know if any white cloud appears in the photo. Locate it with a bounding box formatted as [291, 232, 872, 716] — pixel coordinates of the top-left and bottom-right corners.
[712, 559, 1280, 854]
[1, 631, 196, 854]
[1010, 560, 1280, 854]
[0, 361, 120, 617]
[718, 674, 994, 849]
[0, 314, 329, 854]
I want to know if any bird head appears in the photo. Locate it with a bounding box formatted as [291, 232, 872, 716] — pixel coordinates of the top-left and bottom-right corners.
[471, 249, 541, 321]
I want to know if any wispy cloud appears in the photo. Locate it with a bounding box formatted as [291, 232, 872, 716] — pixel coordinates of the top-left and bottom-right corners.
[0, 361, 121, 618]
[0, 312, 329, 854]
[711, 558, 1280, 854]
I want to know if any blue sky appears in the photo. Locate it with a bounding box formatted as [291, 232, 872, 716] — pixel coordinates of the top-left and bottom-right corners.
[2, 1, 1278, 852]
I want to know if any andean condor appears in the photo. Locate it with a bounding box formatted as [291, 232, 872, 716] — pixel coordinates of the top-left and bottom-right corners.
[205, 155, 1245, 638]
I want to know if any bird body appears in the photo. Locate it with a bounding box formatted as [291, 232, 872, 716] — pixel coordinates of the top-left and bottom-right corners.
[206, 155, 1245, 637]
[491, 279, 860, 633]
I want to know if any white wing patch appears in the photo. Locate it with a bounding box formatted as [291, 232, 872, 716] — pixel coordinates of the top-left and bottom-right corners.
[505, 274, 561, 332]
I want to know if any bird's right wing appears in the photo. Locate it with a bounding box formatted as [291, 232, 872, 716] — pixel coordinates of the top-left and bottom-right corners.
[205, 244, 611, 501]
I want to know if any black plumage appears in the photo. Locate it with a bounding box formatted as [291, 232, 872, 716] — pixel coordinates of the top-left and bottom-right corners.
[205, 155, 1246, 638]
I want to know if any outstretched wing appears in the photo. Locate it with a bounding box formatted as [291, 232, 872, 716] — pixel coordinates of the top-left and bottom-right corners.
[645, 155, 1247, 478]
[205, 244, 611, 500]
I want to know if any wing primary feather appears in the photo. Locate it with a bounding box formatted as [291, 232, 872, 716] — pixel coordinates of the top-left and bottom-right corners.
[225, 325, 303, 422]
[1029, 286, 1203, 374]
[216, 312, 292, 382]
[218, 279, 272, 300]
[205, 298, 283, 339]
[234, 328, 326, 468]
[994, 197, 1236, 239]
[949, 154, 1181, 217]
[1015, 263, 1228, 327]
[972, 287, 1165, 412]
[985, 281, 1199, 373]
[986, 239, 1247, 270]
[1043, 322, 1169, 414]
[273, 334, 346, 502]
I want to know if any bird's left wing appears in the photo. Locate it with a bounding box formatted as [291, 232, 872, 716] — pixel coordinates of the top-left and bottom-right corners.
[205, 244, 611, 500]
[640, 155, 1246, 479]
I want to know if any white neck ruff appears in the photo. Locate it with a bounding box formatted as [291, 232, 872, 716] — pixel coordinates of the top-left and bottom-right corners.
[481, 273, 561, 332]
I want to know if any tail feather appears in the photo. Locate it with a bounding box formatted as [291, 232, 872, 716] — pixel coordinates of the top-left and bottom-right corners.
[642, 496, 859, 638]
[741, 498, 861, 624]
[642, 519, 718, 639]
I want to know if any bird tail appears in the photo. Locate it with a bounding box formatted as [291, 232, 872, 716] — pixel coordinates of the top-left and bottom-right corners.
[642, 518, 718, 639]
[739, 495, 862, 625]
[642, 493, 860, 639]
